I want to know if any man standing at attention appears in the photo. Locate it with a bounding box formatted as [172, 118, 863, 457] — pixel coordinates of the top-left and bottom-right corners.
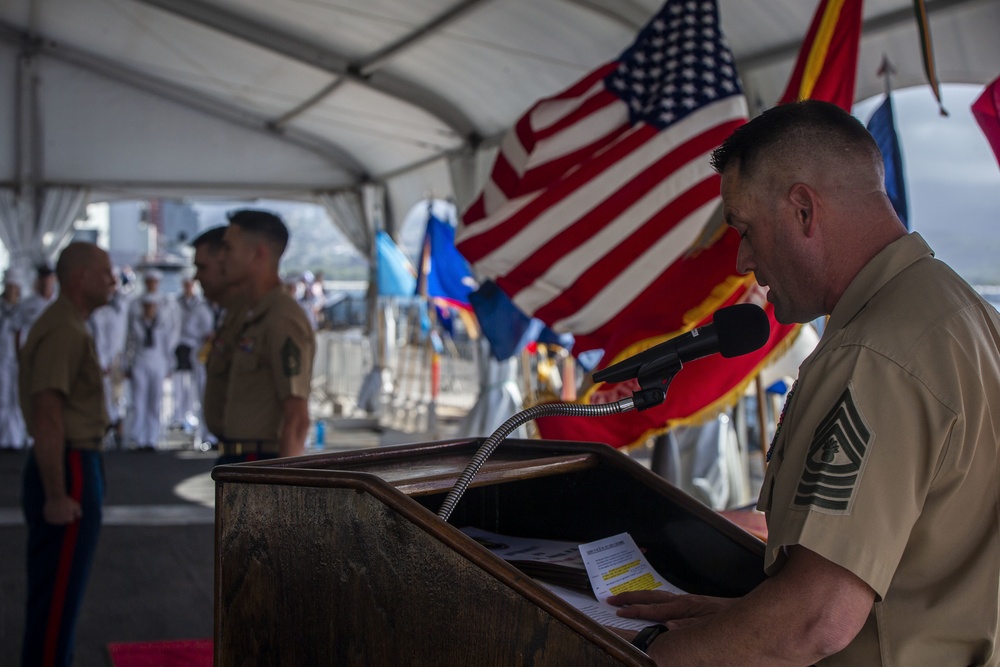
[190, 226, 243, 453]
[20, 242, 115, 666]
[609, 100, 1000, 665]
[218, 210, 314, 462]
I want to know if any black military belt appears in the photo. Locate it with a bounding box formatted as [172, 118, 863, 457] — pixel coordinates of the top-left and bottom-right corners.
[66, 438, 103, 452]
[219, 440, 279, 456]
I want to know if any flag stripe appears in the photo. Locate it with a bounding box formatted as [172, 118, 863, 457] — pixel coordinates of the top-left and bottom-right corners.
[504, 117, 744, 329]
[508, 162, 719, 316]
[461, 122, 654, 267]
[526, 96, 628, 178]
[800, 0, 847, 100]
[531, 75, 617, 140]
[550, 194, 721, 334]
[466, 97, 745, 276]
[779, 0, 863, 110]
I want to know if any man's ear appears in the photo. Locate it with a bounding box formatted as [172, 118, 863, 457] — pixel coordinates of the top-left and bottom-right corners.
[787, 182, 819, 237]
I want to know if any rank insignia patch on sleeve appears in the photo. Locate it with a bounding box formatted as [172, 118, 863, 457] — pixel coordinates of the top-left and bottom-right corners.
[281, 337, 301, 377]
[793, 384, 874, 514]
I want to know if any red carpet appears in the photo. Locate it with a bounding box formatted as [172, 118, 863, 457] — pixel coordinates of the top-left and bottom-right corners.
[107, 639, 212, 667]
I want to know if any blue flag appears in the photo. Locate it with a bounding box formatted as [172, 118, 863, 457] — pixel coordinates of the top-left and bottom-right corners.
[418, 212, 476, 307]
[469, 280, 573, 361]
[376, 231, 416, 297]
[867, 95, 909, 228]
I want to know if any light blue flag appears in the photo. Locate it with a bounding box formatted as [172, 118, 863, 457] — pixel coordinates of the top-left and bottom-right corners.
[376, 231, 416, 297]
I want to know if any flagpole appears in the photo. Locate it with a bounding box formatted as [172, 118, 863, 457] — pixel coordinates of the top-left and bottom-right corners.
[878, 54, 895, 100]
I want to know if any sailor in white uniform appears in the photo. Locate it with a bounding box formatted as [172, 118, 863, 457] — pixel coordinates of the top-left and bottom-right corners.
[172, 275, 213, 438]
[125, 296, 173, 450]
[89, 277, 129, 442]
[0, 269, 26, 450]
[19, 263, 57, 335]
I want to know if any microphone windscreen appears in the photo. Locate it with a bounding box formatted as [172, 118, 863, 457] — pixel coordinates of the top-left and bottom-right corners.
[713, 303, 771, 358]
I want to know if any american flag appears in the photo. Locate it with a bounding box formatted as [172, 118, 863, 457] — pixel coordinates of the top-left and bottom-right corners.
[457, 0, 804, 448]
[456, 0, 750, 360]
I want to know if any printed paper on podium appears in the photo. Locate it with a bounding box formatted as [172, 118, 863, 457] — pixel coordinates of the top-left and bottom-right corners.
[579, 532, 685, 601]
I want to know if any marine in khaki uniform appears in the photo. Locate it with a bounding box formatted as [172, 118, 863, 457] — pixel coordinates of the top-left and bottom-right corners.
[759, 232, 1000, 666]
[606, 101, 1000, 666]
[203, 298, 246, 442]
[222, 285, 314, 452]
[19, 243, 115, 667]
[216, 210, 314, 463]
[190, 226, 245, 449]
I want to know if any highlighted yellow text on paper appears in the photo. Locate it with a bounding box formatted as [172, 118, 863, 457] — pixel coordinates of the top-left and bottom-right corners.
[609, 573, 663, 595]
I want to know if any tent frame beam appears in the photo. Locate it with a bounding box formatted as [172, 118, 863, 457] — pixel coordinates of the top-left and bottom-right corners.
[0, 21, 371, 182]
[135, 0, 482, 143]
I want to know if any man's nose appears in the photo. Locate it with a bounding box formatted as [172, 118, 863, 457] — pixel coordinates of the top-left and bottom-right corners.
[735, 239, 754, 275]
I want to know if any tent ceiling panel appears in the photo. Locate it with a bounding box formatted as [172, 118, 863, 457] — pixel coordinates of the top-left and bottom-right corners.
[34, 57, 356, 194]
[0, 42, 16, 181]
[294, 80, 464, 177]
[384, 0, 641, 137]
[10, 0, 341, 120]
[0, 0, 996, 226]
[204, 0, 466, 62]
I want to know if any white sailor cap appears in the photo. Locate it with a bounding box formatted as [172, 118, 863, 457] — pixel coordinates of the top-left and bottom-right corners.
[143, 268, 163, 282]
[4, 268, 26, 286]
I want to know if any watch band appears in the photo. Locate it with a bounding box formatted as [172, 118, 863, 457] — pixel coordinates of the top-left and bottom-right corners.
[630, 623, 668, 653]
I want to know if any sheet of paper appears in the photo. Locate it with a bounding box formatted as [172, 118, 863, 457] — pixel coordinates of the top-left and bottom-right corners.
[536, 582, 649, 631]
[578, 532, 685, 601]
[460, 526, 585, 569]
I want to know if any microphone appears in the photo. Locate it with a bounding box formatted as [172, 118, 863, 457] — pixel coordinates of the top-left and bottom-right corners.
[435, 303, 770, 523]
[592, 303, 770, 386]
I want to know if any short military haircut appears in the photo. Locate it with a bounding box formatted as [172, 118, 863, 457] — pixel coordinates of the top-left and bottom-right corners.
[227, 209, 289, 258]
[710, 99, 880, 177]
[190, 225, 227, 252]
[55, 242, 98, 282]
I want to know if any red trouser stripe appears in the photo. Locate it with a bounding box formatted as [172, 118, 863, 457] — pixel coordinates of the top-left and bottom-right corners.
[42, 450, 84, 667]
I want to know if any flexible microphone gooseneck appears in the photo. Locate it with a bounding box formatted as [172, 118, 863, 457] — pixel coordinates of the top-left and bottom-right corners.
[436, 303, 771, 522]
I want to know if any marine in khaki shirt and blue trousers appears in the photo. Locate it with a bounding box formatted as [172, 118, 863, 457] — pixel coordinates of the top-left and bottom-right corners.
[19, 243, 115, 667]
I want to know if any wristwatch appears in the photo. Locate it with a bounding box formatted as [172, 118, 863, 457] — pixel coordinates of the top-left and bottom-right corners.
[630, 623, 668, 653]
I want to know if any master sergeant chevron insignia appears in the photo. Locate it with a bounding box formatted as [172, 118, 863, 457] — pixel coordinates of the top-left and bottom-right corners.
[793, 384, 874, 514]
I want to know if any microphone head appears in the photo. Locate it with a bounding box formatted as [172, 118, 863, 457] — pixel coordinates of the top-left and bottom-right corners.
[713, 303, 771, 357]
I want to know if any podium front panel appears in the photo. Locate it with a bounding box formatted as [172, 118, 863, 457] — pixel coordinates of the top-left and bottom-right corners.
[213, 438, 765, 665]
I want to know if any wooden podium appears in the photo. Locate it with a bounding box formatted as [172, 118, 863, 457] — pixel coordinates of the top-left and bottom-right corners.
[212, 439, 766, 666]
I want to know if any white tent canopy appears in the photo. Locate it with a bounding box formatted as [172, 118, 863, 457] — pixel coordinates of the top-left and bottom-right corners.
[1, 0, 998, 266]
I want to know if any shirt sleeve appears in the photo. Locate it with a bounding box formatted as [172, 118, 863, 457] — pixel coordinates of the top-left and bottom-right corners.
[266, 304, 315, 402]
[29, 326, 85, 398]
[764, 345, 956, 597]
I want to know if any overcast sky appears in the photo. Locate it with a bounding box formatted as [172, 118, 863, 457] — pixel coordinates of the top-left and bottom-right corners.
[852, 83, 1000, 284]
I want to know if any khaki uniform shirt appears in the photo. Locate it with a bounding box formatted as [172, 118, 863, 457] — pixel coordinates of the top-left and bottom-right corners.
[203, 298, 247, 440]
[19, 295, 109, 440]
[223, 287, 314, 441]
[759, 233, 1000, 666]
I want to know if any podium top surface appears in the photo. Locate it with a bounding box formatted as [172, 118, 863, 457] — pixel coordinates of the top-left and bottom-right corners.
[211, 438, 606, 497]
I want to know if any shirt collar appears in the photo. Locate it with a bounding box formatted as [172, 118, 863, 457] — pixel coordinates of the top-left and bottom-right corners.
[243, 285, 284, 325]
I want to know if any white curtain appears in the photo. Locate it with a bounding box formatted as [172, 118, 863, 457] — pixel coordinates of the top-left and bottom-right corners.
[0, 186, 88, 271]
[317, 187, 375, 258]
